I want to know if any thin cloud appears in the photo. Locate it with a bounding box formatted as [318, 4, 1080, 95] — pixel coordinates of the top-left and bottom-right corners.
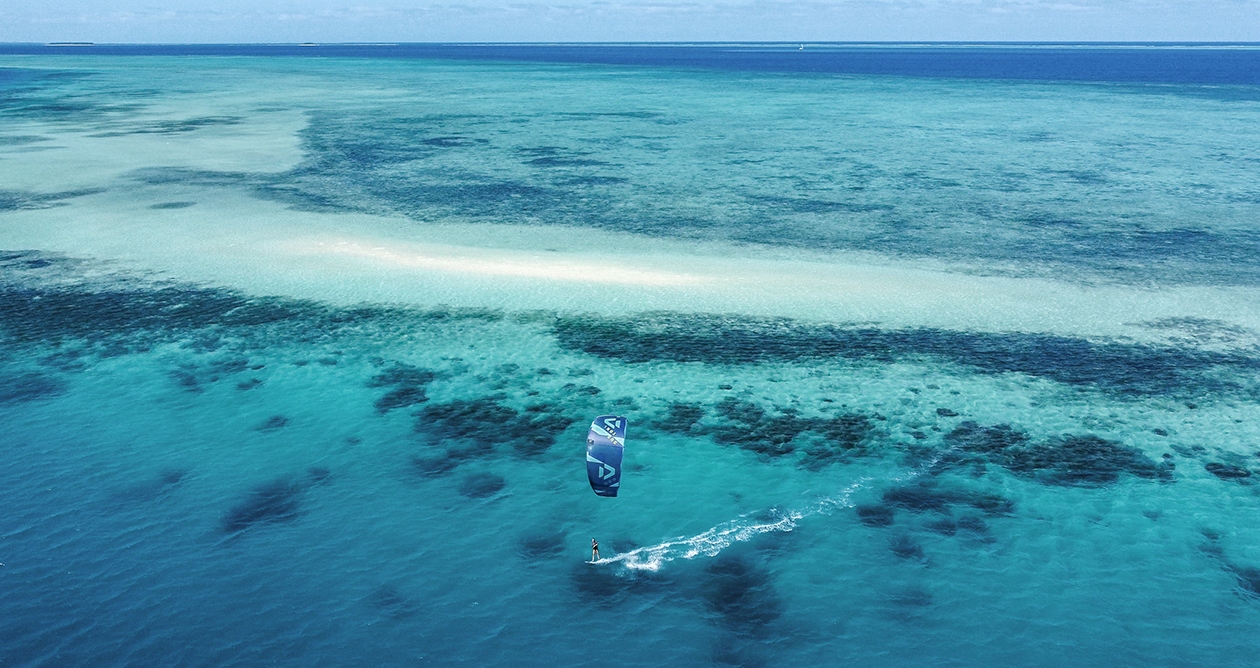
[1, 0, 1256, 42]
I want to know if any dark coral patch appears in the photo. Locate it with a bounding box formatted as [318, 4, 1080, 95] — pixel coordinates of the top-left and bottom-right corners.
[653, 402, 706, 434]
[112, 468, 189, 503]
[411, 452, 460, 477]
[161, 352, 255, 392]
[702, 555, 783, 636]
[1199, 531, 1260, 600]
[410, 440, 483, 478]
[170, 365, 203, 392]
[714, 397, 765, 423]
[943, 421, 1173, 487]
[519, 531, 568, 561]
[414, 396, 574, 458]
[374, 385, 429, 413]
[416, 397, 517, 441]
[238, 108, 571, 218]
[651, 394, 873, 467]
[704, 397, 875, 465]
[799, 413, 875, 470]
[222, 480, 303, 533]
[956, 515, 990, 534]
[420, 135, 485, 148]
[882, 480, 1014, 516]
[410, 455, 453, 477]
[0, 279, 319, 345]
[927, 514, 989, 539]
[552, 312, 1259, 396]
[856, 504, 895, 527]
[0, 255, 450, 374]
[458, 471, 506, 498]
[256, 415, 290, 431]
[514, 405, 577, 456]
[1020, 434, 1173, 486]
[1231, 566, 1260, 599]
[367, 584, 418, 619]
[211, 357, 250, 374]
[527, 156, 609, 167]
[0, 187, 104, 212]
[369, 363, 440, 388]
[0, 134, 51, 146]
[90, 116, 243, 137]
[1205, 463, 1252, 480]
[967, 493, 1015, 516]
[889, 534, 927, 562]
[883, 483, 960, 513]
[944, 421, 1030, 457]
[0, 372, 66, 403]
[709, 398, 797, 457]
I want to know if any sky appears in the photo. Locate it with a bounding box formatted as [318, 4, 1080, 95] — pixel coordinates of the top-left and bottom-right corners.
[0, 1, 1257, 44]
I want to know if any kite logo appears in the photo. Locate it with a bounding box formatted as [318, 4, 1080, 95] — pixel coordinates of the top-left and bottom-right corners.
[599, 463, 616, 480]
[587, 453, 616, 479]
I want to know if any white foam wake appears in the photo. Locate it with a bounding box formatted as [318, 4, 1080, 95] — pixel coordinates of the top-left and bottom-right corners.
[594, 450, 952, 572]
[594, 479, 867, 572]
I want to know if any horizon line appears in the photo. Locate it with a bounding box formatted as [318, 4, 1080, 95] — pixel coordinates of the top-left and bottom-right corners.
[14, 40, 1260, 47]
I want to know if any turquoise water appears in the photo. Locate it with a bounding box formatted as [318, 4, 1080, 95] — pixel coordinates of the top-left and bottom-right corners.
[3, 48, 1260, 667]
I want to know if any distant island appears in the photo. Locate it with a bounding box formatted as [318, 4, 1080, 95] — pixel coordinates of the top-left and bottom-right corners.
[46, 42, 95, 47]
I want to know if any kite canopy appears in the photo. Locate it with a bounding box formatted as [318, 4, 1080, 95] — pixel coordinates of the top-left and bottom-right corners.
[586, 415, 627, 497]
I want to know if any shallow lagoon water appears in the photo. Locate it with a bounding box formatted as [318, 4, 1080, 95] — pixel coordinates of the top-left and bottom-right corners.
[2, 45, 1260, 666]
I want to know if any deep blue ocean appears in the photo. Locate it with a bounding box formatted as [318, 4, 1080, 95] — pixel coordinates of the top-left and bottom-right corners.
[2, 41, 1260, 86]
[2, 44, 1260, 667]
[8, 42, 1260, 86]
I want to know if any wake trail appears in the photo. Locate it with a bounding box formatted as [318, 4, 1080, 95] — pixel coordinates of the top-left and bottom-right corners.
[594, 448, 952, 572]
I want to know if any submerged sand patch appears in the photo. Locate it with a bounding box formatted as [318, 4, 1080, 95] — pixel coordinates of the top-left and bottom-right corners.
[288, 238, 708, 287]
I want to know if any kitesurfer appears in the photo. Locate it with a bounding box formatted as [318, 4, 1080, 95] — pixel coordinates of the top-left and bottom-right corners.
[591, 539, 600, 561]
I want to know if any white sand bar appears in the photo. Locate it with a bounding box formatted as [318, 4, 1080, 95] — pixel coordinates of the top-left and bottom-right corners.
[6, 196, 1255, 346]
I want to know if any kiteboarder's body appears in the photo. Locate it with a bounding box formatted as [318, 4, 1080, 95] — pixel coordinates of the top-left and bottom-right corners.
[591, 539, 600, 561]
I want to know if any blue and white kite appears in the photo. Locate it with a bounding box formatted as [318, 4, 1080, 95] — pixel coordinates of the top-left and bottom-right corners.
[586, 415, 627, 497]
